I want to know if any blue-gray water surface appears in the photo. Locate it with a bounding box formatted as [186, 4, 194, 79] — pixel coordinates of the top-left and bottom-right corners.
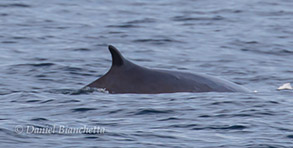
[0, 0, 293, 147]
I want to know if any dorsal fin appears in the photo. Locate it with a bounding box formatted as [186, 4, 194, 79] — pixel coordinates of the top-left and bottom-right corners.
[108, 45, 125, 66]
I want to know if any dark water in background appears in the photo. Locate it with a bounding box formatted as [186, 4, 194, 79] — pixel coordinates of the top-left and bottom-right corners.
[0, 0, 293, 147]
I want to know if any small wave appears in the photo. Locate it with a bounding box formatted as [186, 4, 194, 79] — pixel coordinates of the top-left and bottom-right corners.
[62, 47, 91, 51]
[26, 99, 41, 103]
[212, 125, 247, 130]
[198, 115, 212, 118]
[158, 117, 180, 121]
[108, 109, 124, 114]
[172, 15, 225, 21]
[40, 99, 54, 103]
[245, 144, 286, 148]
[133, 38, 183, 45]
[30, 118, 48, 121]
[73, 48, 91, 51]
[108, 31, 124, 34]
[0, 3, 31, 8]
[210, 101, 239, 105]
[2, 41, 17, 44]
[211, 9, 243, 14]
[107, 24, 140, 28]
[241, 48, 293, 56]
[0, 13, 8, 16]
[200, 114, 253, 118]
[126, 18, 156, 24]
[287, 135, 293, 139]
[84, 136, 100, 139]
[232, 40, 293, 56]
[14, 63, 55, 67]
[133, 39, 175, 42]
[169, 123, 199, 128]
[71, 107, 96, 112]
[59, 99, 80, 103]
[152, 134, 177, 139]
[47, 89, 89, 95]
[256, 9, 293, 17]
[134, 109, 174, 115]
[61, 66, 83, 72]
[11, 36, 29, 40]
[192, 125, 247, 130]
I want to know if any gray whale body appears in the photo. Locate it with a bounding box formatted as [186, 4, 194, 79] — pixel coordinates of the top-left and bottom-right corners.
[86, 45, 249, 94]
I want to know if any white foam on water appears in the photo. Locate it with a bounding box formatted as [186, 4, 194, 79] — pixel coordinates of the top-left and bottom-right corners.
[277, 83, 292, 90]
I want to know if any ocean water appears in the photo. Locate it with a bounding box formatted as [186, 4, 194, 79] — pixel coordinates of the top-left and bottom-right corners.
[0, 0, 293, 147]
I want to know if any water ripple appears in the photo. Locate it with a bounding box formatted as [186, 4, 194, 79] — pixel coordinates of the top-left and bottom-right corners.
[0, 3, 31, 8]
[172, 15, 225, 21]
[134, 109, 174, 115]
[71, 108, 97, 112]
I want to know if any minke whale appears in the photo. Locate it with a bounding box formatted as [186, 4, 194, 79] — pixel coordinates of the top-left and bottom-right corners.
[86, 45, 249, 94]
